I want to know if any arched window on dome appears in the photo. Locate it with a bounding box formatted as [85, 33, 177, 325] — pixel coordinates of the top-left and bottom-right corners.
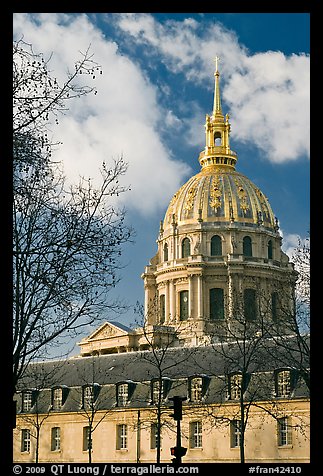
[163, 243, 168, 262]
[211, 235, 222, 256]
[267, 240, 273, 260]
[243, 236, 252, 257]
[182, 238, 191, 258]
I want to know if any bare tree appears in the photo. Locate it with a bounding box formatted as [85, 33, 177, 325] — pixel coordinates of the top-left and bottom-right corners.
[134, 298, 192, 463]
[262, 234, 310, 390]
[15, 360, 67, 462]
[72, 357, 115, 463]
[194, 280, 309, 463]
[13, 40, 134, 392]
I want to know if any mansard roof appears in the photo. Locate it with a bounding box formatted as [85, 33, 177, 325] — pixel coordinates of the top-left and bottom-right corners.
[18, 335, 310, 391]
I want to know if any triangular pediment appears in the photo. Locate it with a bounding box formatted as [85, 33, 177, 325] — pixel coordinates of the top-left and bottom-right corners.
[86, 321, 133, 342]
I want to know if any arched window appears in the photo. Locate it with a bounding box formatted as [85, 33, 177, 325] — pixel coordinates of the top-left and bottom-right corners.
[214, 131, 221, 146]
[209, 288, 224, 320]
[244, 288, 257, 320]
[268, 240, 273, 260]
[243, 236, 252, 257]
[182, 238, 191, 258]
[211, 235, 222, 256]
[163, 243, 168, 261]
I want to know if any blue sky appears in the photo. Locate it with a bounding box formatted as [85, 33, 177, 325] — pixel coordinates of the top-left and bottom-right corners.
[13, 13, 310, 355]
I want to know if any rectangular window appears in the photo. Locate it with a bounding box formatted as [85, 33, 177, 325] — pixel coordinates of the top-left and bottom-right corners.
[83, 426, 90, 451]
[159, 294, 166, 323]
[210, 288, 224, 320]
[278, 417, 292, 446]
[272, 292, 278, 321]
[190, 421, 202, 448]
[117, 424, 127, 450]
[276, 370, 291, 397]
[52, 388, 63, 410]
[51, 427, 61, 451]
[244, 288, 257, 321]
[22, 391, 33, 412]
[230, 420, 241, 448]
[150, 423, 161, 449]
[180, 290, 189, 320]
[21, 429, 31, 453]
[117, 384, 129, 406]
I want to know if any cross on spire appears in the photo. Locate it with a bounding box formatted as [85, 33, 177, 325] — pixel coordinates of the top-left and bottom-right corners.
[214, 56, 220, 72]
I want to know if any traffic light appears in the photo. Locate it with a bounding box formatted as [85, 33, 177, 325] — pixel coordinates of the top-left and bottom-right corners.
[171, 446, 187, 463]
[171, 446, 187, 457]
[169, 396, 186, 421]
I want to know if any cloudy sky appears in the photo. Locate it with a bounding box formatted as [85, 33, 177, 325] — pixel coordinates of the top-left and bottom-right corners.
[13, 13, 310, 353]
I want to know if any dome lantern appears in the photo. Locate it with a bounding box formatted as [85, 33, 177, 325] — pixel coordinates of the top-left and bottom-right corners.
[199, 57, 237, 170]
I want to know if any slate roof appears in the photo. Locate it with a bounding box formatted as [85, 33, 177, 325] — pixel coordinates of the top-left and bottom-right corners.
[16, 335, 309, 415]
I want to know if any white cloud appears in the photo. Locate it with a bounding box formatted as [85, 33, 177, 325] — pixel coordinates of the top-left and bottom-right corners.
[113, 13, 310, 164]
[13, 13, 191, 216]
[281, 231, 303, 259]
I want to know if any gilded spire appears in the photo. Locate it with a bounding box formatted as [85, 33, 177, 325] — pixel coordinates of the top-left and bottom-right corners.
[198, 59, 237, 170]
[213, 56, 223, 118]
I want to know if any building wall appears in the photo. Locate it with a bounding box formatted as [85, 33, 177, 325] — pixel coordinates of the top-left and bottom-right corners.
[13, 400, 309, 463]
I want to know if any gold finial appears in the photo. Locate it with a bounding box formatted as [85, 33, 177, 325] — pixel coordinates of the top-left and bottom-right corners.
[213, 56, 222, 116]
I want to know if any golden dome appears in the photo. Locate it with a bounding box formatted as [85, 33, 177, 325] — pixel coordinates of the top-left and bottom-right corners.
[163, 164, 276, 231]
[163, 59, 277, 234]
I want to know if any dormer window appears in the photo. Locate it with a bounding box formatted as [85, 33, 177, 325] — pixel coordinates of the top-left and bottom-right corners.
[51, 386, 68, 410]
[117, 383, 128, 406]
[82, 384, 100, 409]
[151, 378, 171, 405]
[22, 390, 36, 412]
[228, 373, 242, 400]
[116, 381, 135, 407]
[189, 375, 209, 402]
[227, 373, 250, 400]
[275, 370, 293, 398]
[53, 388, 63, 410]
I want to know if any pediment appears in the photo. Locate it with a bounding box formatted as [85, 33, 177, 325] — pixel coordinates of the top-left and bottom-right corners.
[86, 322, 133, 342]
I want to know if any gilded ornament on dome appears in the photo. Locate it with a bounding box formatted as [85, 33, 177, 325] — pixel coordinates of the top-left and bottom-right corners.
[209, 176, 222, 210]
[234, 180, 250, 215]
[184, 181, 198, 212]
